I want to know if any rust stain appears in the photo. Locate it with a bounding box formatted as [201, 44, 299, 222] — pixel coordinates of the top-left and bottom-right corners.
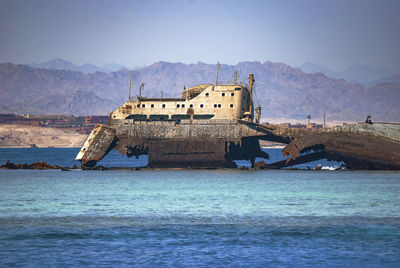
[75, 124, 117, 167]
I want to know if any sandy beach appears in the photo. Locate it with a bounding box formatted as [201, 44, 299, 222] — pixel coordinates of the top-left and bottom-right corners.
[0, 124, 86, 148]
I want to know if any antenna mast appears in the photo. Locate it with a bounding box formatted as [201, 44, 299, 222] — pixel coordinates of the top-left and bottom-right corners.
[128, 73, 132, 101]
[215, 62, 220, 85]
[256, 106, 261, 124]
[248, 73, 254, 120]
[234, 71, 237, 85]
[139, 83, 144, 99]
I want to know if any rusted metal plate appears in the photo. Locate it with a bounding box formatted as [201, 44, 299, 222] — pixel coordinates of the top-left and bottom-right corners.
[281, 123, 400, 170]
[75, 124, 117, 167]
[75, 118, 400, 169]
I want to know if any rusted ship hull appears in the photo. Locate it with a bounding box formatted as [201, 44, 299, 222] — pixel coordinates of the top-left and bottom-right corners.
[75, 70, 400, 170]
[77, 119, 270, 168]
[76, 120, 400, 170]
[281, 123, 400, 170]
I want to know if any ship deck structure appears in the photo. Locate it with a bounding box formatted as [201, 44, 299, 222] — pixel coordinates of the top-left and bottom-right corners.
[76, 68, 400, 170]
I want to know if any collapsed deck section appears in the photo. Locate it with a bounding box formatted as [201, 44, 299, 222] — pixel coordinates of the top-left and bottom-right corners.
[75, 124, 117, 167]
[281, 123, 400, 170]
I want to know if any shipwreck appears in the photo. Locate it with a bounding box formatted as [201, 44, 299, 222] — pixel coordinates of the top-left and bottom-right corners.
[76, 67, 400, 170]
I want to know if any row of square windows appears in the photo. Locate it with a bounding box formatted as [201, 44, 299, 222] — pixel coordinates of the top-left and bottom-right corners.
[205, 92, 235, 97]
[136, 103, 234, 108]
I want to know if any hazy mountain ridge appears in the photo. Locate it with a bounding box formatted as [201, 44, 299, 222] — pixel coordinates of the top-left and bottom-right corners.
[297, 62, 395, 86]
[0, 61, 399, 121]
[371, 73, 400, 86]
[28, 58, 126, 74]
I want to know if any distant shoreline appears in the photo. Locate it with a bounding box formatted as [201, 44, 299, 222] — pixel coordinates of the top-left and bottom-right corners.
[0, 124, 86, 148]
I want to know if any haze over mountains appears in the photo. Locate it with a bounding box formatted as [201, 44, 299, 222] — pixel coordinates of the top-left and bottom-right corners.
[371, 73, 400, 86]
[296, 62, 395, 86]
[27, 58, 397, 86]
[28, 59, 128, 74]
[0, 60, 399, 122]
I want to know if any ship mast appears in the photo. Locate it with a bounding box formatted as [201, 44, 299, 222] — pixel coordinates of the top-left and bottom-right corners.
[128, 73, 132, 101]
[234, 71, 238, 85]
[215, 62, 220, 85]
[256, 105, 261, 124]
[248, 73, 254, 120]
[139, 83, 144, 100]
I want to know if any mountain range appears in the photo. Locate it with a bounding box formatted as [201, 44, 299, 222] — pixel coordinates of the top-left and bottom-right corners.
[28, 58, 397, 86]
[28, 58, 127, 74]
[0, 61, 399, 122]
[371, 73, 400, 85]
[296, 62, 395, 86]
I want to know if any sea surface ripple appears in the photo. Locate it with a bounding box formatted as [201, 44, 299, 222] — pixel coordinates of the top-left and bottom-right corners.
[0, 149, 399, 267]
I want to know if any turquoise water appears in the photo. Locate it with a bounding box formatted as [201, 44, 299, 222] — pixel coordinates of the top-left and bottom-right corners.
[0, 149, 399, 266]
[0, 148, 147, 168]
[0, 147, 342, 169]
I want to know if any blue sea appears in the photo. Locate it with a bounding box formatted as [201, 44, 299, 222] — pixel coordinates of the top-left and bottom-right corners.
[0, 148, 399, 267]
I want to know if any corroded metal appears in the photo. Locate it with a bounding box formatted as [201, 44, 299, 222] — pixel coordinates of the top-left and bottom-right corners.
[281, 123, 400, 170]
[107, 119, 271, 168]
[75, 124, 117, 167]
[236, 120, 400, 170]
[75, 70, 400, 170]
[76, 73, 269, 168]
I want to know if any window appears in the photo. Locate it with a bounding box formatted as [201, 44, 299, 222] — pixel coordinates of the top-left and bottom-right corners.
[205, 93, 209, 97]
[193, 114, 214, 119]
[231, 93, 234, 96]
[230, 104, 234, 108]
[222, 93, 225, 96]
[200, 104, 204, 108]
[151, 104, 154, 108]
[182, 104, 185, 108]
[171, 114, 190, 120]
[218, 104, 221, 108]
[162, 104, 166, 108]
[214, 104, 217, 108]
[126, 114, 147, 120]
[150, 114, 169, 120]
[189, 104, 193, 108]
[235, 87, 241, 91]
[142, 104, 146, 108]
[177, 104, 180, 108]
[137, 104, 140, 108]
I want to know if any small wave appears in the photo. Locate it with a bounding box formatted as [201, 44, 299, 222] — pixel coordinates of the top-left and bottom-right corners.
[1, 216, 399, 229]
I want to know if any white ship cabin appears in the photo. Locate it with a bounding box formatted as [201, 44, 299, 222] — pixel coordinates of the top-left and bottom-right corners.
[110, 82, 254, 121]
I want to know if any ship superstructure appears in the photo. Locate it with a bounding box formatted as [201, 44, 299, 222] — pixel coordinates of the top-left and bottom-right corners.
[76, 72, 270, 168]
[76, 67, 400, 170]
[111, 83, 252, 121]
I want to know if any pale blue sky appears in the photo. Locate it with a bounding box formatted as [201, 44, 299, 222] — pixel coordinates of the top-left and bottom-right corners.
[1, 0, 399, 71]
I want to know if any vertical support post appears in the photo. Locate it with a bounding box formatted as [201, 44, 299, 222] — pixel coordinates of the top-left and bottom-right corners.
[184, 85, 187, 101]
[128, 73, 132, 101]
[248, 73, 254, 120]
[234, 71, 237, 85]
[215, 62, 220, 85]
[256, 105, 261, 124]
[139, 83, 144, 102]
